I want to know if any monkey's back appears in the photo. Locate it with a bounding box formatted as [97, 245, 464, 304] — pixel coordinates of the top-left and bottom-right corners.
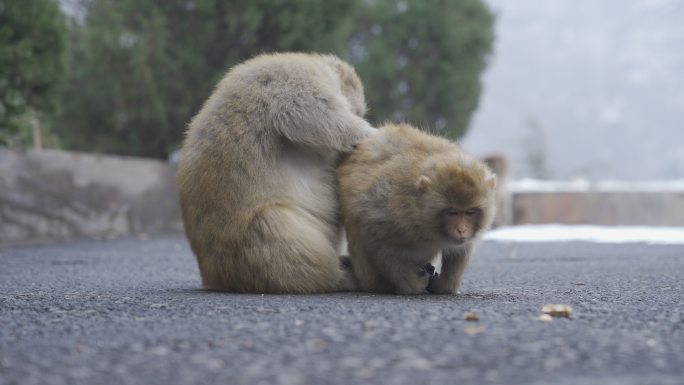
[178, 54, 337, 232]
[337, 124, 459, 222]
[176, 53, 350, 292]
[338, 124, 498, 294]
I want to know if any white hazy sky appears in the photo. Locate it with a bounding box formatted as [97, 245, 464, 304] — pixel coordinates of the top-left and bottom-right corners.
[462, 0, 684, 181]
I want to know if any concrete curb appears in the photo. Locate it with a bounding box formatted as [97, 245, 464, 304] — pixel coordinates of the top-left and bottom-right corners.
[0, 148, 182, 246]
[512, 191, 684, 226]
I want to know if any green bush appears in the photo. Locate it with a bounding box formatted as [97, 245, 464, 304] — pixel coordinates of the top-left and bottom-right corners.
[56, 0, 359, 158]
[0, 0, 66, 145]
[54, 0, 493, 157]
[351, 0, 494, 139]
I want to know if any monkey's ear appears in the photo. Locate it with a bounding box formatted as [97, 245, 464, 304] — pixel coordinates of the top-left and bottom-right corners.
[323, 56, 347, 77]
[330, 61, 345, 77]
[486, 174, 497, 190]
[416, 175, 432, 191]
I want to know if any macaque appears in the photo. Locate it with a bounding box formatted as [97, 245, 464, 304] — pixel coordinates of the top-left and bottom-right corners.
[337, 123, 497, 294]
[176, 53, 375, 293]
[483, 154, 512, 228]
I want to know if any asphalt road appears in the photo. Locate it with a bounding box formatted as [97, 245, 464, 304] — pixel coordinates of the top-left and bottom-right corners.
[1, 234, 683, 385]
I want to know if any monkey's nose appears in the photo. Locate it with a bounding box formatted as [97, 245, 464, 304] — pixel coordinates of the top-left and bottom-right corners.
[450, 229, 466, 242]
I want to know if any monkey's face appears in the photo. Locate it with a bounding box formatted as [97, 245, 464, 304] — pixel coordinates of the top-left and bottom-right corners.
[441, 207, 483, 244]
[415, 160, 497, 245]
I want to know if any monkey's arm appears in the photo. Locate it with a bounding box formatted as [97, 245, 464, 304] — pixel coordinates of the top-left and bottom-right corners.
[274, 103, 375, 152]
[426, 245, 472, 295]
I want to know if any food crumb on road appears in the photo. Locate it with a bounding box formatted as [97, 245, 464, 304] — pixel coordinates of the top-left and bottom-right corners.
[464, 312, 480, 321]
[542, 304, 573, 318]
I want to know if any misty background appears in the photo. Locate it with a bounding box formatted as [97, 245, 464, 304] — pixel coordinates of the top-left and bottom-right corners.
[4, 0, 684, 182]
[463, 0, 684, 181]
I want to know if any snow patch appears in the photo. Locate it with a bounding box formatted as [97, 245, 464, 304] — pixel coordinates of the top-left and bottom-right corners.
[510, 179, 684, 193]
[485, 225, 684, 245]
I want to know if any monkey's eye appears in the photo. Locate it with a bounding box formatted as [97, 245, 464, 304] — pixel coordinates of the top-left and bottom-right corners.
[465, 208, 481, 216]
[444, 208, 460, 216]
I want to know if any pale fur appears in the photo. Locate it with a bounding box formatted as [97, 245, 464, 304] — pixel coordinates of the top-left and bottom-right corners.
[176, 52, 374, 293]
[337, 123, 497, 294]
[483, 154, 512, 228]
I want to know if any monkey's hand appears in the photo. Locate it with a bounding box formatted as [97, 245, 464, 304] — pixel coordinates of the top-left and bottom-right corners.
[416, 264, 438, 294]
[423, 263, 438, 277]
[426, 247, 470, 295]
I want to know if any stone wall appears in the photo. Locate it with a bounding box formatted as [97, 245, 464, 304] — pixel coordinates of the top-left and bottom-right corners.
[2, 148, 683, 246]
[0, 148, 182, 246]
[512, 191, 684, 226]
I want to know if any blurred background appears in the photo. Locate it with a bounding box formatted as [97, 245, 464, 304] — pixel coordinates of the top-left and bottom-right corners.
[463, 0, 684, 181]
[4, 0, 683, 179]
[1, 0, 493, 158]
[2, 0, 684, 244]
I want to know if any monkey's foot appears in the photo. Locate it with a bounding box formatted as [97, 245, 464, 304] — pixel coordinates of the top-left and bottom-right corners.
[423, 263, 439, 278]
[339, 255, 352, 269]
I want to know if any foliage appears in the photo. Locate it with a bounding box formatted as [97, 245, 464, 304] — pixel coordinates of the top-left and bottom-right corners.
[56, 0, 359, 158]
[52, 0, 494, 157]
[0, 0, 66, 145]
[350, 0, 494, 139]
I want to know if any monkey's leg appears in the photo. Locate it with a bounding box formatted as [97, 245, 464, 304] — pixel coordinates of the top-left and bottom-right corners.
[382, 259, 432, 295]
[427, 246, 472, 295]
[344, 227, 382, 292]
[240, 203, 351, 293]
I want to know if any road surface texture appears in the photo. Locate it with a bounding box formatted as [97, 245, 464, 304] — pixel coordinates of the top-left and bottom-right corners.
[1, 234, 682, 385]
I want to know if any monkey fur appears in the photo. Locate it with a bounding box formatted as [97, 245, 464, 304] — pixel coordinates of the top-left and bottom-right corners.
[176, 53, 375, 293]
[337, 123, 497, 294]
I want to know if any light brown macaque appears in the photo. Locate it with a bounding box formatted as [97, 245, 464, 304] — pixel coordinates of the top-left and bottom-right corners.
[176, 53, 375, 293]
[337, 123, 497, 294]
[483, 154, 512, 228]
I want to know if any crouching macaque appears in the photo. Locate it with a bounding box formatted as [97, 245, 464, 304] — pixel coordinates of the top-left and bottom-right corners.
[176, 53, 375, 293]
[337, 123, 497, 294]
[483, 154, 512, 228]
